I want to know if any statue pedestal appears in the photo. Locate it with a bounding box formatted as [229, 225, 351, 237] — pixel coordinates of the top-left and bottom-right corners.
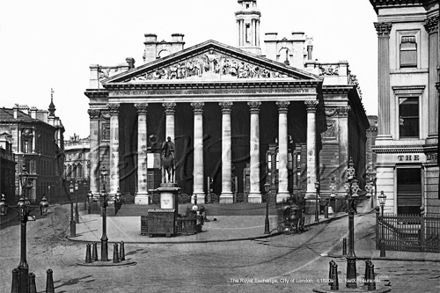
[155, 183, 180, 212]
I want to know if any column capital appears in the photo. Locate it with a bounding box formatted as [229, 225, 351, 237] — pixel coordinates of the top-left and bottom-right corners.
[107, 103, 120, 115]
[338, 105, 351, 117]
[374, 22, 392, 37]
[87, 109, 100, 120]
[424, 16, 439, 34]
[219, 102, 233, 113]
[276, 101, 290, 113]
[248, 101, 261, 113]
[191, 102, 204, 114]
[163, 102, 176, 114]
[135, 103, 148, 114]
[305, 100, 319, 112]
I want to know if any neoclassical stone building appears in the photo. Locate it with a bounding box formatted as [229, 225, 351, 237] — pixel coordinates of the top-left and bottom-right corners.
[370, 0, 439, 215]
[85, 0, 369, 208]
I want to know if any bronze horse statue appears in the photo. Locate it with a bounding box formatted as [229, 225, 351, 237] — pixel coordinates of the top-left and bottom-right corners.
[161, 137, 176, 183]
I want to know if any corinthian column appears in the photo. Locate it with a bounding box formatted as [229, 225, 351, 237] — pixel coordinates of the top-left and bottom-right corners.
[374, 22, 392, 140]
[191, 102, 205, 204]
[219, 102, 233, 204]
[88, 109, 100, 198]
[305, 100, 318, 198]
[248, 101, 261, 203]
[108, 103, 120, 202]
[135, 103, 149, 205]
[277, 101, 290, 202]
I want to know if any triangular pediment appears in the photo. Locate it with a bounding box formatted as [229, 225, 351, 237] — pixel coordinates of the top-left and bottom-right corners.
[105, 40, 320, 84]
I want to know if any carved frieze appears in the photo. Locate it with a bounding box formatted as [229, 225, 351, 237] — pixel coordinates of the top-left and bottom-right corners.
[101, 123, 110, 141]
[135, 103, 148, 114]
[324, 108, 338, 117]
[125, 50, 292, 82]
[321, 121, 336, 139]
[374, 22, 392, 37]
[319, 65, 339, 76]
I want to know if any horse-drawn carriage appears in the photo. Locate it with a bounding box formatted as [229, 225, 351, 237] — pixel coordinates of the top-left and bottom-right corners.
[277, 199, 305, 234]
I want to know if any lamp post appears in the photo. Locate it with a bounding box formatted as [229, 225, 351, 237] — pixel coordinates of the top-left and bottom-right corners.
[315, 181, 320, 222]
[1, 187, 45, 293]
[100, 166, 109, 261]
[378, 191, 387, 257]
[83, 179, 88, 211]
[74, 180, 79, 223]
[264, 182, 271, 234]
[69, 182, 76, 237]
[365, 163, 377, 209]
[345, 158, 359, 289]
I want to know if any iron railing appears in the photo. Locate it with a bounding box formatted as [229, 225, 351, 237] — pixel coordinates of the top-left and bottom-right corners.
[376, 210, 440, 253]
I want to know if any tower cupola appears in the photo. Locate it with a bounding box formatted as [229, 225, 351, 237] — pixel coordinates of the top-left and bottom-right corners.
[235, 0, 261, 55]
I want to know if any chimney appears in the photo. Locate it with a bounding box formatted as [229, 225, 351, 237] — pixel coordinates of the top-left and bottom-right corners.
[13, 104, 19, 119]
[30, 107, 38, 119]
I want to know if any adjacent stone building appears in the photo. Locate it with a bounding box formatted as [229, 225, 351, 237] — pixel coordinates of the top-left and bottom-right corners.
[370, 0, 439, 215]
[85, 0, 370, 209]
[0, 97, 65, 203]
[64, 134, 90, 198]
[0, 133, 15, 204]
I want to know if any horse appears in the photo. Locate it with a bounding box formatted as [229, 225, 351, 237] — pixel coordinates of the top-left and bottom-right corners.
[161, 140, 175, 183]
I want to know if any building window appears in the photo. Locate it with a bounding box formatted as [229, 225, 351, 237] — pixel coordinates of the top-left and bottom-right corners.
[397, 168, 421, 215]
[400, 36, 417, 68]
[399, 97, 419, 138]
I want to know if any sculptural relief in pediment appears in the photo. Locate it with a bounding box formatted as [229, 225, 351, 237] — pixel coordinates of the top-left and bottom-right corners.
[125, 50, 294, 82]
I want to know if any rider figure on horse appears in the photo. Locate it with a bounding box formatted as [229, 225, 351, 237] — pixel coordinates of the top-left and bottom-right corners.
[161, 137, 176, 183]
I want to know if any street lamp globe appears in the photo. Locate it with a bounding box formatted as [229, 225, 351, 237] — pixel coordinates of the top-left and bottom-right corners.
[69, 182, 74, 194]
[264, 182, 270, 193]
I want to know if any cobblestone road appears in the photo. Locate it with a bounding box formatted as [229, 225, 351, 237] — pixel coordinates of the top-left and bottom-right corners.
[0, 206, 439, 293]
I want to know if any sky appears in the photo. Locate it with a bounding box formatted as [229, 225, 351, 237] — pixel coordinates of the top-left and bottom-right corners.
[0, 0, 378, 139]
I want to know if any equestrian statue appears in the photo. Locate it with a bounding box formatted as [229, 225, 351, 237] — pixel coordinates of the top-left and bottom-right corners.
[161, 136, 176, 184]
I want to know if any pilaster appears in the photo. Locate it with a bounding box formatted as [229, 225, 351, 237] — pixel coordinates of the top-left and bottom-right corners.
[108, 103, 120, 202]
[88, 109, 100, 198]
[374, 22, 393, 141]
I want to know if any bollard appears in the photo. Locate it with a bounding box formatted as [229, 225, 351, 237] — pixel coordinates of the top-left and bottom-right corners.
[330, 262, 339, 291]
[328, 260, 335, 286]
[342, 237, 347, 256]
[29, 273, 37, 293]
[367, 263, 376, 291]
[364, 260, 369, 286]
[380, 240, 386, 257]
[113, 243, 120, 263]
[46, 269, 55, 293]
[85, 243, 92, 263]
[120, 241, 125, 261]
[92, 242, 98, 261]
[11, 268, 19, 293]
